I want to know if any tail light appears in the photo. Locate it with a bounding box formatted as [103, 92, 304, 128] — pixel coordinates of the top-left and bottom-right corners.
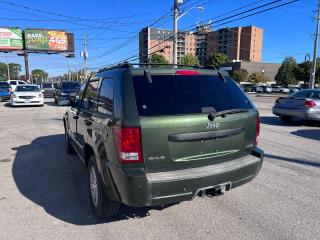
[113, 127, 143, 164]
[175, 70, 200, 75]
[254, 114, 260, 146]
[304, 100, 316, 108]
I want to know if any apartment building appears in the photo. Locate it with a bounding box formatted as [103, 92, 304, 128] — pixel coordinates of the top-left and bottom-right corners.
[139, 25, 263, 65]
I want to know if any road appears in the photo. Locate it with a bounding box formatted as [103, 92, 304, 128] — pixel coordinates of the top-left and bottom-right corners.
[0, 96, 319, 240]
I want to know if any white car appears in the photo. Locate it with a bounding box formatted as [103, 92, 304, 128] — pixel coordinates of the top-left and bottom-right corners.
[11, 85, 44, 107]
[7, 80, 27, 91]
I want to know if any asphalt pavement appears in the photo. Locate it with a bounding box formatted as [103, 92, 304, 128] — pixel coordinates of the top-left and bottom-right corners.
[0, 96, 319, 240]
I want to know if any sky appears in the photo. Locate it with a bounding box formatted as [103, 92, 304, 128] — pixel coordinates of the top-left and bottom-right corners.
[0, 0, 317, 77]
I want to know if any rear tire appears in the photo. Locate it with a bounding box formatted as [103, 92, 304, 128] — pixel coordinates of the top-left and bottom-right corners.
[88, 155, 120, 219]
[65, 129, 75, 154]
[280, 116, 292, 123]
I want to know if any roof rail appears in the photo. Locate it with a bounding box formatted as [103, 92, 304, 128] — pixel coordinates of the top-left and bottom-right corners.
[97, 62, 218, 72]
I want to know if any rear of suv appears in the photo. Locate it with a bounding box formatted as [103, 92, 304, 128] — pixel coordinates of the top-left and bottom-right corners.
[63, 64, 264, 218]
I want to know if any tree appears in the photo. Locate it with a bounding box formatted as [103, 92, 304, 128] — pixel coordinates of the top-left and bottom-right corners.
[31, 69, 48, 83]
[8, 63, 22, 79]
[275, 57, 298, 86]
[231, 69, 249, 83]
[0, 62, 21, 80]
[205, 53, 228, 68]
[0, 62, 7, 81]
[149, 53, 169, 66]
[294, 61, 311, 84]
[181, 53, 199, 66]
[248, 72, 269, 84]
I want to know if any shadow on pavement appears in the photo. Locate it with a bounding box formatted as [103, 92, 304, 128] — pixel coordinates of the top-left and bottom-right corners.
[265, 153, 320, 168]
[12, 134, 173, 225]
[260, 116, 319, 127]
[45, 102, 68, 107]
[291, 129, 320, 141]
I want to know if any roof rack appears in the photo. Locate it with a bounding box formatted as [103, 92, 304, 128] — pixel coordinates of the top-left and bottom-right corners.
[97, 62, 218, 72]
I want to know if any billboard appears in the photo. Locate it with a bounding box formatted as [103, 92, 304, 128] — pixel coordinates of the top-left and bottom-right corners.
[0, 27, 23, 50]
[25, 29, 68, 52]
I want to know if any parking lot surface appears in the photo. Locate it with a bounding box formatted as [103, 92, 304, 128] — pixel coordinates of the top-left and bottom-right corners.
[0, 97, 319, 240]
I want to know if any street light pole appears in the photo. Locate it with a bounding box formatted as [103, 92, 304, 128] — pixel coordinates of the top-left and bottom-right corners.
[310, 0, 320, 89]
[173, 1, 204, 65]
[173, 0, 179, 65]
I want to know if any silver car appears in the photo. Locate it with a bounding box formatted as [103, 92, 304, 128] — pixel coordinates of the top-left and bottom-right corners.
[273, 89, 320, 122]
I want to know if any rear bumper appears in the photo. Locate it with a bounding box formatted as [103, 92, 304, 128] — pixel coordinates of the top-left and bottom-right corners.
[273, 106, 320, 121]
[108, 148, 264, 207]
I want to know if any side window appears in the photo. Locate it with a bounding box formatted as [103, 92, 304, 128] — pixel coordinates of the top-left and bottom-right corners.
[19, 81, 26, 85]
[82, 80, 99, 110]
[310, 91, 320, 99]
[10, 81, 17, 85]
[98, 78, 114, 114]
[292, 91, 309, 98]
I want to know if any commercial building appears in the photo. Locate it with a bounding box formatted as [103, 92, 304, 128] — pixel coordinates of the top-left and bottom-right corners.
[139, 25, 263, 65]
[222, 61, 281, 83]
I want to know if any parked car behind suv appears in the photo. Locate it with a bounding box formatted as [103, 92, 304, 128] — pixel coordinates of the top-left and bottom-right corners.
[63, 64, 264, 218]
[0, 81, 12, 102]
[273, 89, 320, 122]
[54, 81, 80, 105]
[40, 82, 55, 98]
[7, 80, 27, 91]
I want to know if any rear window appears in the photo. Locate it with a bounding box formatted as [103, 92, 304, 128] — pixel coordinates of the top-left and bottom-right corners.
[42, 83, 53, 88]
[61, 82, 80, 88]
[132, 74, 253, 116]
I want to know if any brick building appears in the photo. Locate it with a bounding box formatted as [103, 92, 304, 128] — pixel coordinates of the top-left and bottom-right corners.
[139, 25, 263, 65]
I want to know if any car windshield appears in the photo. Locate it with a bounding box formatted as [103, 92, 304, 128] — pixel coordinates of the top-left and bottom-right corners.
[132, 74, 253, 116]
[61, 82, 80, 89]
[0, 82, 10, 88]
[42, 83, 53, 88]
[15, 85, 40, 92]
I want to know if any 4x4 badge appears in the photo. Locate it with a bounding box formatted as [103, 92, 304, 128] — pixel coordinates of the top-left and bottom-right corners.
[206, 122, 220, 129]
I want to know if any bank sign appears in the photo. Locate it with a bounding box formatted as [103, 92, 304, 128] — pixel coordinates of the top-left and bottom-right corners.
[0, 28, 23, 50]
[25, 29, 68, 52]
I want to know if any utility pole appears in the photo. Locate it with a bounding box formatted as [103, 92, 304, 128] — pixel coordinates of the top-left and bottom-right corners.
[81, 35, 88, 81]
[67, 59, 70, 80]
[6, 63, 10, 80]
[310, 0, 320, 89]
[173, 0, 179, 65]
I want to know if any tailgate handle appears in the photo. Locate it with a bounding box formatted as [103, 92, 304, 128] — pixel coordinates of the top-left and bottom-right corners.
[168, 128, 244, 142]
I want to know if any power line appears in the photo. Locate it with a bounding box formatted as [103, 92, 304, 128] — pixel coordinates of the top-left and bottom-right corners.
[89, 10, 173, 61]
[101, 0, 299, 68]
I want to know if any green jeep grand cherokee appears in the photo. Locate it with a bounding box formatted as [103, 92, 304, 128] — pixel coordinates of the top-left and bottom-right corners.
[63, 64, 264, 218]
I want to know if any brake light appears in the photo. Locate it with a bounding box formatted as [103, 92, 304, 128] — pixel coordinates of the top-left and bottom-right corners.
[113, 127, 143, 163]
[254, 114, 260, 145]
[304, 100, 316, 108]
[175, 70, 200, 75]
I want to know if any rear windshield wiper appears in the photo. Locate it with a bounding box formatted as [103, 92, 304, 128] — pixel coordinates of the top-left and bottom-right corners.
[208, 109, 249, 121]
